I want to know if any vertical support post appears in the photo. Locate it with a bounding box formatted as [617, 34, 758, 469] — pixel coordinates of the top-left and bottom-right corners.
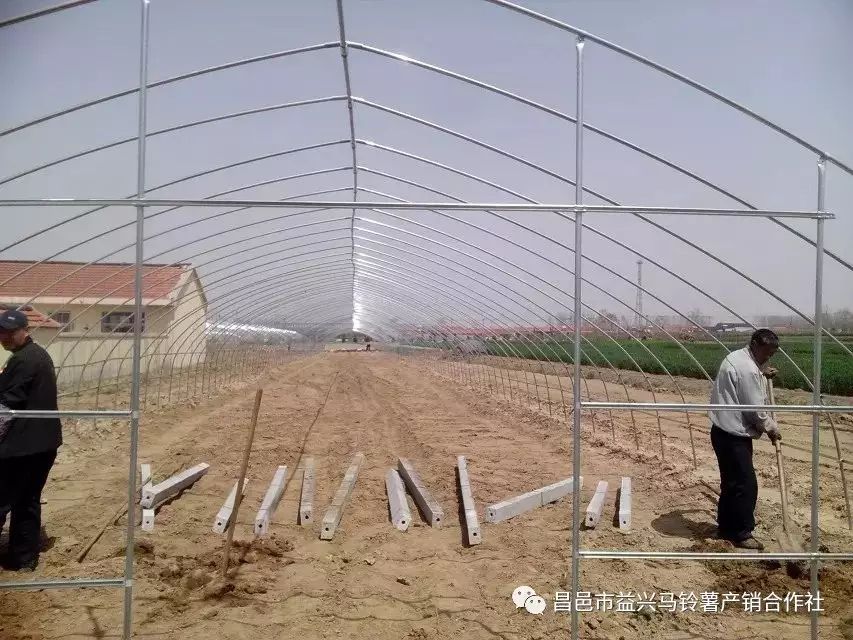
[810, 156, 825, 640]
[570, 35, 585, 640]
[124, 1, 150, 638]
[335, 0, 359, 331]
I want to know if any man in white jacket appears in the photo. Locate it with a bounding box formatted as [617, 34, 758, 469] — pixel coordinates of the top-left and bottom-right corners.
[709, 329, 782, 550]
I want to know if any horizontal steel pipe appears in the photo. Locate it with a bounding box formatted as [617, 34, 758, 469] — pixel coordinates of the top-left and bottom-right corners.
[0, 199, 834, 218]
[579, 550, 853, 561]
[581, 402, 853, 413]
[0, 409, 132, 418]
[0, 577, 125, 591]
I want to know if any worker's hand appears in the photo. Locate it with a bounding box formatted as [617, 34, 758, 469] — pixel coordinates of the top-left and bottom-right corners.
[762, 366, 778, 380]
[765, 422, 782, 442]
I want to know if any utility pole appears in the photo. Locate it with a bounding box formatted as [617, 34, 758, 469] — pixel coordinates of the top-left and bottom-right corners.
[635, 259, 644, 330]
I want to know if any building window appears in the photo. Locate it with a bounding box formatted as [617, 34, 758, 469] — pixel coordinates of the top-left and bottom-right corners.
[49, 310, 74, 332]
[101, 311, 145, 334]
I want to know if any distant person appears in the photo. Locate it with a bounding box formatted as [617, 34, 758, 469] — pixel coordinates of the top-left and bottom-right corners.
[365, 342, 371, 351]
[709, 328, 781, 550]
[0, 309, 62, 571]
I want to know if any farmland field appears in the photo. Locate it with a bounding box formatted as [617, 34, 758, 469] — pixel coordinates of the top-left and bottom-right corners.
[478, 335, 853, 396]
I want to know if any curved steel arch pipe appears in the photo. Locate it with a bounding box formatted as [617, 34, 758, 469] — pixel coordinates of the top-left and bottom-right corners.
[14, 202, 354, 395]
[356, 176, 729, 373]
[356, 217, 704, 403]
[0, 96, 348, 188]
[65, 238, 354, 401]
[351, 104, 852, 336]
[104, 258, 357, 380]
[355, 184, 696, 446]
[353, 205, 673, 420]
[167, 262, 509, 372]
[64, 261, 351, 405]
[72, 252, 355, 407]
[350, 254, 589, 422]
[352, 227, 679, 451]
[30, 206, 349, 341]
[140, 260, 360, 353]
[142, 268, 359, 404]
[183, 280, 360, 392]
[216, 268, 544, 402]
[0, 42, 340, 138]
[359, 140, 840, 388]
[0, 138, 349, 256]
[483, 0, 853, 177]
[360, 186, 714, 380]
[170, 254, 556, 392]
[29, 189, 352, 320]
[175, 273, 360, 398]
[356, 140, 824, 339]
[353, 98, 853, 270]
[354, 234, 653, 417]
[352, 266, 595, 413]
[0, 0, 97, 29]
[54, 223, 353, 375]
[352, 238, 652, 443]
[20, 171, 792, 410]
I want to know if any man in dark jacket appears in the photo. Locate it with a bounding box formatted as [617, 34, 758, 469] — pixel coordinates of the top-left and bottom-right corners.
[0, 309, 62, 571]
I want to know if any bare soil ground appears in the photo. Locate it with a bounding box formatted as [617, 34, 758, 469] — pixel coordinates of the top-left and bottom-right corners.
[1, 350, 851, 639]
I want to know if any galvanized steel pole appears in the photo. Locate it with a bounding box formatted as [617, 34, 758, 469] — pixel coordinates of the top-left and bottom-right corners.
[570, 34, 584, 640]
[810, 156, 826, 640]
[124, 1, 150, 637]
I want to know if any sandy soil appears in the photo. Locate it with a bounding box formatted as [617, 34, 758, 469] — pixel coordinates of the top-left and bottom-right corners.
[1, 350, 851, 640]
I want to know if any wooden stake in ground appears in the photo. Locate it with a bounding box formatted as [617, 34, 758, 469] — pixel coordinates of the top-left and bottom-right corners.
[221, 387, 263, 577]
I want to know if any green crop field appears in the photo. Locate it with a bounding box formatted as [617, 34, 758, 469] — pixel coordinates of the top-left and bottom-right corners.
[475, 335, 853, 396]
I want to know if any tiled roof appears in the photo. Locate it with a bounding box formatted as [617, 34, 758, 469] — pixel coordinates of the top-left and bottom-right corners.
[0, 304, 62, 329]
[0, 261, 187, 301]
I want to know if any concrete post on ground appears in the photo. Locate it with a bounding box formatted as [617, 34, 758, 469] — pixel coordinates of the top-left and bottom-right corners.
[213, 479, 249, 535]
[385, 468, 412, 532]
[397, 457, 444, 527]
[486, 476, 583, 523]
[139, 463, 154, 531]
[618, 477, 631, 531]
[254, 465, 287, 537]
[140, 463, 210, 509]
[456, 456, 481, 545]
[300, 457, 315, 526]
[585, 480, 609, 529]
[320, 452, 365, 540]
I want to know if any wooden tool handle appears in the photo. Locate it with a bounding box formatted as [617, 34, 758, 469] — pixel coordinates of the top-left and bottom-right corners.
[221, 388, 263, 576]
[774, 438, 790, 533]
[767, 378, 789, 533]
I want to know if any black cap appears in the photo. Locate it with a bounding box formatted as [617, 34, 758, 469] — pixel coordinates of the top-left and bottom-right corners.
[0, 309, 28, 331]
